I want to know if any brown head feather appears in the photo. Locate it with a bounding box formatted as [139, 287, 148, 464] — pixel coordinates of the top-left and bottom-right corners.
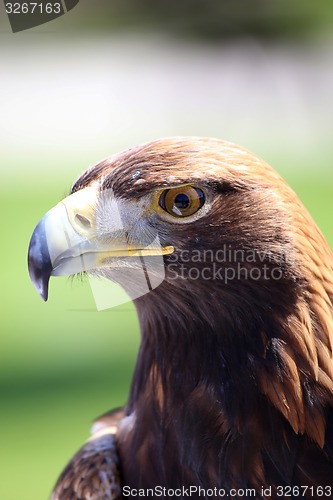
[55, 137, 333, 495]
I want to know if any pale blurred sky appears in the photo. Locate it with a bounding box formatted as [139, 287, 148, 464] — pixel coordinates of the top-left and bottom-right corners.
[1, 33, 333, 187]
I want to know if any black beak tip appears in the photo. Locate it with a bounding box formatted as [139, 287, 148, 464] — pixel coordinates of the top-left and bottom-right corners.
[28, 219, 53, 302]
[28, 255, 50, 301]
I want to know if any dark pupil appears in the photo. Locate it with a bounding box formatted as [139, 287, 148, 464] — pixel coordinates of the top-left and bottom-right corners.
[174, 193, 190, 209]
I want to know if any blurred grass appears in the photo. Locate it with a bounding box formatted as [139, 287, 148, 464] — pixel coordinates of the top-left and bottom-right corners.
[1, 157, 332, 500]
[14, 0, 333, 40]
[1, 186, 140, 500]
[96, 0, 333, 40]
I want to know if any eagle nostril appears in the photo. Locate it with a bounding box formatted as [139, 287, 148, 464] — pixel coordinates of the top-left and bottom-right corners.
[74, 213, 91, 229]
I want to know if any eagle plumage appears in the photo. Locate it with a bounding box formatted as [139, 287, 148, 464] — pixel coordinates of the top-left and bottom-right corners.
[28, 138, 333, 499]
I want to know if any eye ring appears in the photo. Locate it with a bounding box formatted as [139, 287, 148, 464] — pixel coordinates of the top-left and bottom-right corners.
[159, 185, 206, 218]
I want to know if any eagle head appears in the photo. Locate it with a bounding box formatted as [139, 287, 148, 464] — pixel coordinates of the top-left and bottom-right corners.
[28, 137, 333, 491]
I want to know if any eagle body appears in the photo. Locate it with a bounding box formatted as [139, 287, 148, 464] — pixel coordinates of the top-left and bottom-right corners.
[28, 138, 333, 499]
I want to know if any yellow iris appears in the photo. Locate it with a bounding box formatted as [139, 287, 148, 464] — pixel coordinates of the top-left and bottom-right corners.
[158, 185, 206, 218]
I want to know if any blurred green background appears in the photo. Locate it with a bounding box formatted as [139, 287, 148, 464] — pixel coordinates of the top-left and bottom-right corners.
[1, 2, 333, 499]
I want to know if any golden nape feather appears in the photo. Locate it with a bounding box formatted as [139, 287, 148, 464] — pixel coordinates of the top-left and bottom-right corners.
[28, 138, 333, 499]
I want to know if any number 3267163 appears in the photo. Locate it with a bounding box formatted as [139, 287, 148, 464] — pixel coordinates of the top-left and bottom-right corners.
[5, 3, 62, 14]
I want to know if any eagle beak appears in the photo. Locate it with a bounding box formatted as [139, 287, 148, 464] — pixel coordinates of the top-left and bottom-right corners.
[28, 186, 173, 301]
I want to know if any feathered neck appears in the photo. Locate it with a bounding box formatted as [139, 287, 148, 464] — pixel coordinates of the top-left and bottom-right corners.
[118, 275, 330, 491]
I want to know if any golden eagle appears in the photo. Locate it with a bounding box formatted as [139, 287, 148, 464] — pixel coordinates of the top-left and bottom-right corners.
[28, 138, 333, 499]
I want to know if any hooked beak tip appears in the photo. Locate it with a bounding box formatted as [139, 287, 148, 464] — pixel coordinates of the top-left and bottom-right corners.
[28, 258, 50, 301]
[28, 218, 53, 301]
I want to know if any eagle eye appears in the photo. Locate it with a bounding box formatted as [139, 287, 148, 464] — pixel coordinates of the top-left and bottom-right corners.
[158, 186, 205, 218]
